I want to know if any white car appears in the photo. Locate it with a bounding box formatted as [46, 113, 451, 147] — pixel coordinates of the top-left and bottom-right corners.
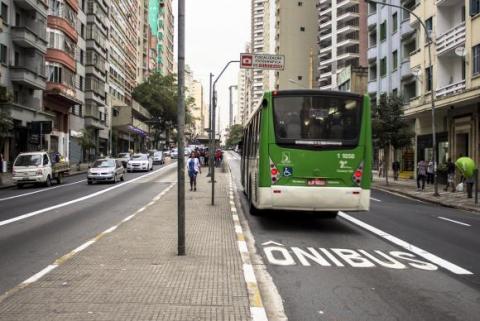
[117, 152, 131, 168]
[153, 151, 165, 164]
[171, 148, 178, 159]
[87, 159, 125, 184]
[127, 154, 153, 172]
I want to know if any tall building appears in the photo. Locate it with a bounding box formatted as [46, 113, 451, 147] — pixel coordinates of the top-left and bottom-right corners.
[157, 0, 174, 76]
[184, 66, 204, 137]
[251, 0, 270, 112]
[0, 0, 50, 163]
[317, 0, 368, 90]
[237, 43, 252, 125]
[367, 0, 417, 105]
[405, 0, 480, 166]
[274, 0, 318, 89]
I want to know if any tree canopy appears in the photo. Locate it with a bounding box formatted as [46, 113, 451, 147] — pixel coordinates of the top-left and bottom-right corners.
[0, 108, 13, 153]
[225, 124, 244, 148]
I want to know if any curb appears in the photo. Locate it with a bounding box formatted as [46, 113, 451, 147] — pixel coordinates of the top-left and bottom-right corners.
[0, 170, 88, 190]
[374, 185, 480, 214]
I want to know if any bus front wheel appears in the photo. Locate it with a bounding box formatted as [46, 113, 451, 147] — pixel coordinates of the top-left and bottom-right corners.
[249, 201, 261, 216]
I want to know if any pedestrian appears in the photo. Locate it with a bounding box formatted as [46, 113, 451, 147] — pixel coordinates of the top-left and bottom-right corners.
[392, 160, 400, 181]
[199, 149, 205, 166]
[378, 159, 384, 177]
[187, 151, 201, 191]
[427, 159, 434, 184]
[444, 158, 456, 192]
[417, 159, 427, 191]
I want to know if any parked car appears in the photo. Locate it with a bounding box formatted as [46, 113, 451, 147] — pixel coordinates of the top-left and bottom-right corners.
[171, 148, 178, 159]
[153, 151, 165, 164]
[12, 152, 70, 188]
[127, 153, 153, 172]
[87, 159, 125, 185]
[163, 150, 171, 157]
[117, 152, 131, 168]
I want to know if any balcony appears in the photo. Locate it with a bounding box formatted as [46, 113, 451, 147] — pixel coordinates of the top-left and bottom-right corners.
[436, 80, 466, 98]
[337, 38, 359, 49]
[400, 60, 413, 80]
[368, 13, 377, 28]
[436, 22, 465, 56]
[337, 11, 360, 23]
[14, 0, 48, 17]
[368, 81, 377, 94]
[400, 20, 414, 39]
[132, 100, 151, 120]
[337, 0, 358, 10]
[133, 118, 149, 134]
[336, 24, 359, 35]
[368, 46, 377, 61]
[85, 114, 106, 129]
[11, 26, 47, 54]
[10, 66, 47, 90]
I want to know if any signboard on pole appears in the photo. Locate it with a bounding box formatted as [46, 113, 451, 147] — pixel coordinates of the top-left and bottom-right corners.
[240, 53, 285, 70]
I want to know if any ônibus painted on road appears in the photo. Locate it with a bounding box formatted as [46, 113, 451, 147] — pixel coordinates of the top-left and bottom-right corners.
[241, 90, 372, 216]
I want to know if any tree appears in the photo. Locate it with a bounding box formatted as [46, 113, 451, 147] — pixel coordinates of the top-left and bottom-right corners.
[225, 124, 244, 148]
[372, 94, 414, 185]
[132, 72, 194, 147]
[0, 108, 13, 157]
[78, 129, 96, 163]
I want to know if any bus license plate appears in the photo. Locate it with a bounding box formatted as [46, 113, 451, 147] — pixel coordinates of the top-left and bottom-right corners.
[307, 179, 325, 186]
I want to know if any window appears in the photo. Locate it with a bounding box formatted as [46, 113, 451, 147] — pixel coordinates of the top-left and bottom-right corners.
[380, 22, 386, 41]
[300, 26, 305, 32]
[471, 0, 480, 16]
[392, 50, 398, 70]
[78, 75, 84, 90]
[368, 2, 376, 14]
[369, 63, 377, 81]
[1, 3, 8, 24]
[473, 45, 480, 75]
[392, 13, 398, 33]
[0, 44, 7, 64]
[380, 58, 387, 77]
[298, 2, 303, 6]
[48, 29, 76, 57]
[392, 89, 398, 97]
[425, 66, 432, 92]
[425, 17, 433, 39]
[79, 49, 84, 64]
[297, 76, 303, 80]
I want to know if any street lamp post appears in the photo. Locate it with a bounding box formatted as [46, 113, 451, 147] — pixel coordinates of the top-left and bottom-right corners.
[210, 60, 239, 205]
[366, 0, 439, 196]
[207, 73, 214, 177]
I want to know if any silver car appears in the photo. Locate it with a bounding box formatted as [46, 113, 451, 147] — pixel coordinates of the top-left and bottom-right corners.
[153, 151, 165, 164]
[127, 153, 153, 172]
[117, 152, 131, 168]
[88, 159, 125, 184]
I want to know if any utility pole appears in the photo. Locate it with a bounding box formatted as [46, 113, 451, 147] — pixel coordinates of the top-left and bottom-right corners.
[177, 0, 186, 256]
[207, 73, 214, 177]
[210, 60, 239, 205]
[228, 85, 237, 128]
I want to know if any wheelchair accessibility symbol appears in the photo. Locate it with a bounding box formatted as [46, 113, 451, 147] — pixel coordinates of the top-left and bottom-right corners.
[283, 167, 293, 177]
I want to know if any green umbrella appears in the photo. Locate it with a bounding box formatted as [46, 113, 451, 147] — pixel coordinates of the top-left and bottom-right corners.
[455, 157, 476, 178]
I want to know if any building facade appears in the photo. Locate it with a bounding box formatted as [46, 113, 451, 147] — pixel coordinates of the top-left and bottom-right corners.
[237, 43, 252, 125]
[0, 0, 51, 163]
[406, 0, 480, 168]
[157, 0, 174, 76]
[317, 0, 368, 90]
[274, 0, 318, 90]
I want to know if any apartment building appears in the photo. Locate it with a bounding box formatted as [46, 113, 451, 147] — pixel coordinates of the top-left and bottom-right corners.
[157, 0, 174, 76]
[237, 43, 252, 125]
[274, 0, 318, 90]
[0, 0, 51, 163]
[406, 0, 480, 167]
[317, 0, 368, 90]
[250, 0, 270, 115]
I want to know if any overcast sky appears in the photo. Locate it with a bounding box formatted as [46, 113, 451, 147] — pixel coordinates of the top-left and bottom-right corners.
[173, 0, 251, 137]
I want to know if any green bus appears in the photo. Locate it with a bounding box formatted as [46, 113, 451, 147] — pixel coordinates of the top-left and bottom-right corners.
[241, 90, 372, 216]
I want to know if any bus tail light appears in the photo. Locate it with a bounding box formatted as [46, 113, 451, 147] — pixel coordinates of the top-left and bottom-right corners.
[352, 162, 364, 186]
[270, 158, 280, 184]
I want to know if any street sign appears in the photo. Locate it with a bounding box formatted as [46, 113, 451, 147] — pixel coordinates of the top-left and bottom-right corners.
[240, 53, 285, 70]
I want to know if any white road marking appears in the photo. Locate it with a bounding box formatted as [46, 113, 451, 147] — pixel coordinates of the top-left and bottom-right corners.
[0, 163, 176, 228]
[0, 179, 87, 202]
[22, 265, 57, 284]
[438, 216, 471, 227]
[339, 212, 473, 275]
[72, 240, 96, 254]
[370, 197, 382, 202]
[243, 264, 257, 283]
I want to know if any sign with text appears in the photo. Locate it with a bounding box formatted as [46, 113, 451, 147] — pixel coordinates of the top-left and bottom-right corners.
[240, 53, 285, 70]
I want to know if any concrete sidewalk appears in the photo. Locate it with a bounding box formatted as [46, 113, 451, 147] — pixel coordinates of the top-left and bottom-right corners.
[373, 174, 480, 214]
[0, 169, 252, 320]
[0, 163, 90, 189]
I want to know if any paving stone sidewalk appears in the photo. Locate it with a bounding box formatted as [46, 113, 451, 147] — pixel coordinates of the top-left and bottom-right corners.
[0, 169, 250, 320]
[373, 174, 480, 214]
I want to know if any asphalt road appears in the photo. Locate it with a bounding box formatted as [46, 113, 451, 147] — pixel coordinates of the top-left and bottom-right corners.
[0, 161, 177, 295]
[226, 152, 480, 321]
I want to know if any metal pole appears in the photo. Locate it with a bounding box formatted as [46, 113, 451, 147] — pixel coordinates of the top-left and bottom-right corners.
[210, 60, 240, 205]
[229, 85, 237, 128]
[207, 73, 213, 177]
[475, 169, 478, 204]
[366, 0, 438, 196]
[177, 0, 186, 256]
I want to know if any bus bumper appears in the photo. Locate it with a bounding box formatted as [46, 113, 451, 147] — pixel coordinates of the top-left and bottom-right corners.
[257, 186, 370, 212]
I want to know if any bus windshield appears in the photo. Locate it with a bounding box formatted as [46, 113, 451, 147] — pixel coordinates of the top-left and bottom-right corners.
[273, 95, 362, 147]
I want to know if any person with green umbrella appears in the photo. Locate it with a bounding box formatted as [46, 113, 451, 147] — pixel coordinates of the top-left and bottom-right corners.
[455, 157, 476, 198]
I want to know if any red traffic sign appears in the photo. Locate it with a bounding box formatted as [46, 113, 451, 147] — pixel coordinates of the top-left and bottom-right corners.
[240, 54, 253, 68]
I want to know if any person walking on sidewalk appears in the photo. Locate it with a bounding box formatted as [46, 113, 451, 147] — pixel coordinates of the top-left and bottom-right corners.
[392, 160, 400, 181]
[417, 159, 427, 191]
[187, 151, 201, 191]
[444, 158, 456, 192]
[427, 159, 435, 184]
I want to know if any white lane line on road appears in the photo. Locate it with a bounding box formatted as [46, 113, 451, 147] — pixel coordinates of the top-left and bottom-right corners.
[339, 212, 473, 275]
[72, 240, 96, 254]
[0, 163, 177, 228]
[370, 197, 382, 202]
[0, 179, 87, 202]
[22, 264, 57, 285]
[438, 216, 471, 227]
